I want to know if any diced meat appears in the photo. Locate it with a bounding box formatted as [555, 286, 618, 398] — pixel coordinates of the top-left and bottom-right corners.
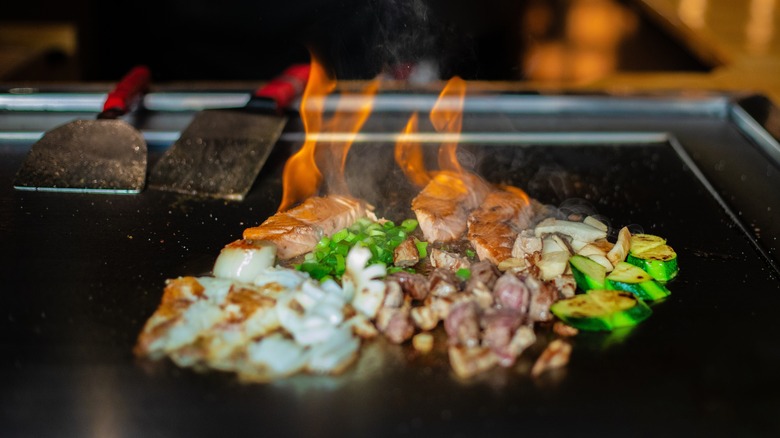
[412, 171, 491, 243]
[493, 272, 530, 313]
[444, 300, 481, 347]
[480, 309, 523, 365]
[382, 280, 405, 308]
[243, 196, 370, 259]
[524, 275, 558, 322]
[531, 339, 572, 377]
[467, 188, 535, 265]
[466, 261, 499, 309]
[411, 306, 439, 331]
[393, 237, 420, 267]
[553, 322, 579, 337]
[506, 325, 536, 361]
[428, 268, 460, 298]
[377, 307, 414, 344]
[466, 261, 500, 291]
[387, 271, 430, 301]
[413, 333, 434, 353]
[429, 248, 470, 272]
[448, 346, 499, 379]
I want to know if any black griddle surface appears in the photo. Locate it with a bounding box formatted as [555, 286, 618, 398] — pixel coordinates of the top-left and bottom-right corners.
[2, 95, 780, 437]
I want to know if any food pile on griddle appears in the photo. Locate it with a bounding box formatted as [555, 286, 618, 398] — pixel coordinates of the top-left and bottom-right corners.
[135, 171, 679, 381]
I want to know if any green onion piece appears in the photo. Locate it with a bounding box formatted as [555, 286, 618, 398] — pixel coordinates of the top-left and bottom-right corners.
[316, 237, 331, 250]
[332, 229, 349, 243]
[335, 253, 346, 274]
[456, 268, 471, 280]
[415, 240, 429, 259]
[401, 218, 418, 232]
[334, 242, 350, 256]
[297, 262, 331, 280]
[465, 249, 476, 258]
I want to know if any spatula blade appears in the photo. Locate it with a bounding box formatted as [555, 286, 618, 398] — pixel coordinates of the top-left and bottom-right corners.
[148, 109, 287, 201]
[13, 119, 147, 194]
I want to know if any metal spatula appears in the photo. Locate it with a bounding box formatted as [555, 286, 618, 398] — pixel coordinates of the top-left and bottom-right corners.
[13, 66, 151, 194]
[148, 64, 310, 201]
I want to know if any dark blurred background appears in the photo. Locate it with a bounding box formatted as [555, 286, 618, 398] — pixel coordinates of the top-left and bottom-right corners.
[1, 0, 711, 83]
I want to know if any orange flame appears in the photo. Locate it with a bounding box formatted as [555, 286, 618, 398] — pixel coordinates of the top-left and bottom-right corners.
[430, 76, 466, 173]
[499, 184, 531, 206]
[318, 80, 379, 195]
[279, 57, 378, 211]
[393, 112, 431, 188]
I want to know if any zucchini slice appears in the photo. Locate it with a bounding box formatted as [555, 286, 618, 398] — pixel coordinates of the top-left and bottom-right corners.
[569, 254, 606, 291]
[606, 262, 671, 301]
[626, 244, 679, 282]
[550, 290, 652, 331]
[629, 234, 666, 256]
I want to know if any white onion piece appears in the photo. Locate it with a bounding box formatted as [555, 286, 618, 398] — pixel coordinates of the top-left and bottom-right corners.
[535, 218, 607, 242]
[252, 266, 308, 290]
[247, 334, 308, 376]
[297, 281, 327, 309]
[309, 292, 347, 326]
[213, 240, 276, 283]
[153, 301, 223, 353]
[307, 326, 360, 374]
[195, 276, 234, 303]
[342, 247, 387, 318]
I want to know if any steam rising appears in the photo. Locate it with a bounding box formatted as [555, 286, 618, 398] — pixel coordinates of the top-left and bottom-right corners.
[304, 0, 473, 81]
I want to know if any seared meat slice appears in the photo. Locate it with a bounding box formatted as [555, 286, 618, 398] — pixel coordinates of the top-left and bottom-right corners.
[412, 171, 491, 243]
[243, 195, 370, 259]
[243, 214, 322, 260]
[289, 195, 370, 235]
[467, 188, 535, 265]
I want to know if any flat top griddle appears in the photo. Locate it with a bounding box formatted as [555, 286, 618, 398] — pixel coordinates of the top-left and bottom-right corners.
[2, 92, 780, 437]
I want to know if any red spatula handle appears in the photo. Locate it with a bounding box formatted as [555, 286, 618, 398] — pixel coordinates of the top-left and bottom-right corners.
[253, 64, 311, 111]
[101, 65, 151, 116]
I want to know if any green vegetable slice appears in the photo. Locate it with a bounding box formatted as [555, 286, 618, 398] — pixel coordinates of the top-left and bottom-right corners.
[569, 254, 606, 291]
[629, 234, 666, 256]
[550, 290, 652, 331]
[626, 244, 678, 282]
[606, 262, 671, 301]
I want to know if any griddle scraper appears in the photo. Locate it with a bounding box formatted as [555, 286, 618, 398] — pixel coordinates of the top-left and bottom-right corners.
[148, 64, 310, 201]
[13, 66, 150, 194]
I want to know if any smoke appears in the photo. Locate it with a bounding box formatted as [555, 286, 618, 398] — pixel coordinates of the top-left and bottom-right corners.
[303, 0, 475, 80]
